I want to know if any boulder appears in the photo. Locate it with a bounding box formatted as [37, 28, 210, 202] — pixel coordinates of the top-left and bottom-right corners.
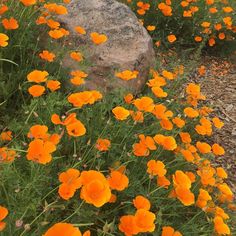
[58, 0, 155, 93]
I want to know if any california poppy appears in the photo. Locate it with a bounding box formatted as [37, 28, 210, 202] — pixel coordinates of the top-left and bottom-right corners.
[43, 223, 82, 236]
[0, 33, 9, 47]
[90, 32, 107, 45]
[112, 106, 130, 120]
[2, 17, 19, 30]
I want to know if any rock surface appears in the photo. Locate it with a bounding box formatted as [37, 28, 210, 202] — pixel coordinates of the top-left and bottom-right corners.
[58, 0, 155, 93]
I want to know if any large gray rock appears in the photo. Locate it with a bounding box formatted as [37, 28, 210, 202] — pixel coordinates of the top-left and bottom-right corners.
[58, 0, 155, 93]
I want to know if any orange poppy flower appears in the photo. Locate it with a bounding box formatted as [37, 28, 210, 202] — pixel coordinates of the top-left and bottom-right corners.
[161, 226, 182, 236]
[70, 70, 88, 85]
[209, 7, 217, 13]
[173, 171, 191, 189]
[27, 139, 56, 164]
[154, 134, 177, 151]
[183, 10, 192, 17]
[96, 138, 111, 151]
[59, 28, 69, 36]
[44, 3, 68, 15]
[0, 33, 9, 47]
[212, 117, 224, 129]
[0, 131, 12, 141]
[39, 50, 56, 62]
[185, 171, 196, 183]
[155, 40, 161, 47]
[172, 117, 185, 128]
[75, 26, 86, 35]
[27, 70, 48, 83]
[208, 38, 216, 47]
[184, 107, 199, 118]
[48, 29, 65, 39]
[47, 80, 61, 92]
[79, 170, 111, 207]
[181, 149, 194, 162]
[148, 70, 166, 87]
[158, 3, 172, 16]
[58, 168, 81, 200]
[152, 104, 173, 120]
[175, 187, 195, 206]
[0, 5, 8, 15]
[0, 147, 16, 163]
[133, 142, 149, 157]
[186, 83, 205, 100]
[20, 0, 37, 6]
[167, 34, 176, 43]
[194, 36, 202, 42]
[124, 93, 134, 104]
[36, 16, 47, 25]
[157, 176, 171, 189]
[179, 132, 191, 143]
[196, 141, 211, 154]
[112, 106, 130, 120]
[66, 120, 86, 137]
[90, 32, 107, 45]
[147, 25, 156, 31]
[68, 91, 102, 108]
[212, 143, 225, 156]
[107, 170, 129, 191]
[223, 17, 232, 27]
[181, 1, 189, 7]
[130, 110, 144, 123]
[70, 77, 84, 86]
[196, 188, 212, 208]
[216, 167, 228, 179]
[43, 223, 82, 236]
[115, 70, 139, 81]
[137, 2, 150, 15]
[223, 7, 233, 13]
[218, 183, 233, 202]
[214, 23, 222, 31]
[133, 97, 155, 112]
[162, 70, 174, 80]
[133, 134, 156, 157]
[195, 117, 212, 136]
[119, 215, 139, 236]
[27, 125, 48, 139]
[48, 134, 61, 145]
[70, 52, 83, 62]
[160, 119, 173, 130]
[2, 17, 19, 30]
[134, 209, 156, 233]
[197, 166, 216, 186]
[198, 65, 206, 76]
[152, 85, 168, 97]
[215, 207, 229, 220]
[51, 113, 86, 137]
[28, 85, 45, 97]
[147, 160, 166, 177]
[53, 113, 78, 126]
[0, 206, 8, 232]
[46, 19, 60, 29]
[190, 6, 199, 13]
[213, 217, 230, 235]
[133, 195, 151, 210]
[201, 21, 210, 28]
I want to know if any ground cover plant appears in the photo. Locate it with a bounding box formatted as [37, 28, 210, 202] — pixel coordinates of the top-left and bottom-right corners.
[122, 0, 236, 52]
[0, 0, 235, 235]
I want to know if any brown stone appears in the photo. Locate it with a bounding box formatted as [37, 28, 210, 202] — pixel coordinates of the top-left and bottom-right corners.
[57, 0, 155, 94]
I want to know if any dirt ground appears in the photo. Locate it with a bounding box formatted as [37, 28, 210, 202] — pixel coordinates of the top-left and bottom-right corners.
[192, 56, 236, 193]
